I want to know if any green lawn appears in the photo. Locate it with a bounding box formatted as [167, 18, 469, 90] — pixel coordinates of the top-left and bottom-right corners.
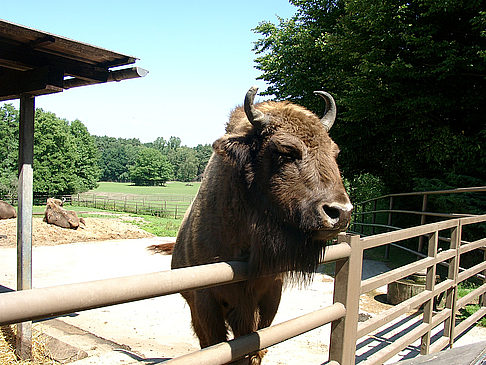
[90, 181, 201, 197]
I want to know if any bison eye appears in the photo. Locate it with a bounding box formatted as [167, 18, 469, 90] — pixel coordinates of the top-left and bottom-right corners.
[277, 148, 301, 161]
[270, 135, 304, 161]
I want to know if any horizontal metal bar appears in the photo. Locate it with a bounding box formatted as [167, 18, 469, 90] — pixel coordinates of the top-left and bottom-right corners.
[457, 283, 486, 309]
[360, 250, 455, 295]
[357, 279, 454, 338]
[458, 261, 486, 283]
[0, 261, 248, 326]
[459, 238, 486, 255]
[361, 308, 451, 365]
[454, 306, 486, 337]
[358, 186, 486, 205]
[355, 209, 473, 219]
[461, 214, 486, 225]
[360, 220, 459, 249]
[322, 242, 351, 263]
[165, 303, 346, 365]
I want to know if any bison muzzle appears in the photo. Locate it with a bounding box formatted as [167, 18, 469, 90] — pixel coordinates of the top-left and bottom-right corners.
[171, 87, 352, 364]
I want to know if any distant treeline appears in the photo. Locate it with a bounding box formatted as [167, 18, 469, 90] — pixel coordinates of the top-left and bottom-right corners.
[0, 104, 213, 197]
[95, 135, 212, 185]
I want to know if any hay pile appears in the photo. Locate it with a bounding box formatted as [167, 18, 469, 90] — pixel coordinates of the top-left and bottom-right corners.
[0, 325, 55, 364]
[0, 216, 153, 247]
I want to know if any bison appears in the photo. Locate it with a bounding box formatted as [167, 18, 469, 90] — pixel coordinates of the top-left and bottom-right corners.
[44, 198, 85, 229]
[0, 200, 16, 219]
[171, 87, 352, 364]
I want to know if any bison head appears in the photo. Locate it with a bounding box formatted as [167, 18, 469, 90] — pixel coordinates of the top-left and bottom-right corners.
[213, 87, 352, 278]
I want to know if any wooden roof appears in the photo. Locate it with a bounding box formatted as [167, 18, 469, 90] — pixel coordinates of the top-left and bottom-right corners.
[0, 19, 147, 101]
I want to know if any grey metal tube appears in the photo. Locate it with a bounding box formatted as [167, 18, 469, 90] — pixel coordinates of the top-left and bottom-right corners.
[0, 261, 248, 326]
[0, 243, 351, 326]
[165, 303, 346, 365]
[322, 242, 351, 262]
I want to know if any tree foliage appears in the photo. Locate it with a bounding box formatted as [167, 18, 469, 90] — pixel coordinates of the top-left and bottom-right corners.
[253, 0, 486, 192]
[0, 105, 101, 196]
[129, 148, 173, 185]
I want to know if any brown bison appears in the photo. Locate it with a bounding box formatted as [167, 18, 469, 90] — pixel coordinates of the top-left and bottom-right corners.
[0, 200, 16, 219]
[44, 198, 85, 229]
[171, 87, 352, 364]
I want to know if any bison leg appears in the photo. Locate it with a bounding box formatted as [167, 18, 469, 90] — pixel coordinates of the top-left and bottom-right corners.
[226, 299, 266, 365]
[183, 290, 228, 348]
[257, 279, 283, 329]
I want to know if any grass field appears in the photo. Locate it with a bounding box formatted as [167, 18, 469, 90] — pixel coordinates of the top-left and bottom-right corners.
[90, 181, 201, 196]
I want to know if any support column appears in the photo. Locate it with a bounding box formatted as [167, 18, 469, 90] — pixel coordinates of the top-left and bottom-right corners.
[329, 234, 363, 365]
[16, 95, 35, 360]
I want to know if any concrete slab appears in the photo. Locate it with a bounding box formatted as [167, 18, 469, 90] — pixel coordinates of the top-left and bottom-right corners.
[389, 341, 486, 365]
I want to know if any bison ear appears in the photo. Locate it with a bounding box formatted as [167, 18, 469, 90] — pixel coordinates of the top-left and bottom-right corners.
[212, 135, 251, 168]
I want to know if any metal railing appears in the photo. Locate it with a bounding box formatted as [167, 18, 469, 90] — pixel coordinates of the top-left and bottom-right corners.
[1, 216, 485, 364]
[0, 242, 353, 364]
[350, 186, 486, 258]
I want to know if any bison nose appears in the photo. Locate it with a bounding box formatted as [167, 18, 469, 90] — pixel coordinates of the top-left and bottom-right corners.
[322, 203, 353, 229]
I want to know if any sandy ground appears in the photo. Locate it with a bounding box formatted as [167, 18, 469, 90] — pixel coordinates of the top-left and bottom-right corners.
[1, 217, 486, 364]
[0, 215, 153, 247]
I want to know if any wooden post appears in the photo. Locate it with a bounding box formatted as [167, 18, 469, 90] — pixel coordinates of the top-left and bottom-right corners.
[417, 194, 428, 254]
[385, 197, 393, 259]
[371, 199, 377, 235]
[479, 248, 486, 307]
[420, 230, 438, 355]
[444, 221, 462, 348]
[329, 234, 362, 365]
[16, 95, 34, 360]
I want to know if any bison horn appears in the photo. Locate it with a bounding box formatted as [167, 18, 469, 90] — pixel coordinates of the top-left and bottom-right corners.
[244, 86, 268, 129]
[314, 91, 337, 132]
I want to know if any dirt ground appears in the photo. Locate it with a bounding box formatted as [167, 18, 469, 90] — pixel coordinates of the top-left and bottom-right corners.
[0, 215, 153, 248]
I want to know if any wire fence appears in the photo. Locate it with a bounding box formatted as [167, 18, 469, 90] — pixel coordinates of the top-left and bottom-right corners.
[71, 192, 194, 219]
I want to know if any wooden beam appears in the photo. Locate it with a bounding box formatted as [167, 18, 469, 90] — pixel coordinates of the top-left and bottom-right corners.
[16, 95, 35, 360]
[0, 41, 109, 82]
[63, 67, 149, 89]
[0, 66, 64, 100]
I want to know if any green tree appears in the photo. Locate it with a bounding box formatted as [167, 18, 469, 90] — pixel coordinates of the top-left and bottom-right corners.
[194, 144, 213, 177]
[172, 147, 198, 182]
[70, 120, 101, 191]
[254, 0, 486, 192]
[33, 109, 78, 195]
[129, 148, 173, 185]
[95, 136, 142, 182]
[0, 104, 19, 197]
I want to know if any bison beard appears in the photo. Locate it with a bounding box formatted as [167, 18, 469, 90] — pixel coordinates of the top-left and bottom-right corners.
[246, 188, 325, 283]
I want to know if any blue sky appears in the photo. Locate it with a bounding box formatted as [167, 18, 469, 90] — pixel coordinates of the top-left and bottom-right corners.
[1, 1, 297, 146]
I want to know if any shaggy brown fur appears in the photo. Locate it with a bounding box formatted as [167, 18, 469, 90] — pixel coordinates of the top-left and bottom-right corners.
[171, 88, 351, 364]
[43, 198, 85, 229]
[0, 200, 16, 219]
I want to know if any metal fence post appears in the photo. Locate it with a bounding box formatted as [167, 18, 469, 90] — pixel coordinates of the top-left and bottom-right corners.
[480, 248, 486, 308]
[444, 220, 462, 348]
[371, 199, 377, 235]
[16, 94, 35, 360]
[420, 230, 438, 355]
[385, 196, 394, 259]
[417, 194, 428, 254]
[329, 234, 362, 365]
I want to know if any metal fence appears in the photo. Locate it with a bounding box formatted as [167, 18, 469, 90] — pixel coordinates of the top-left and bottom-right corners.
[1, 216, 485, 364]
[71, 192, 194, 219]
[350, 186, 486, 259]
